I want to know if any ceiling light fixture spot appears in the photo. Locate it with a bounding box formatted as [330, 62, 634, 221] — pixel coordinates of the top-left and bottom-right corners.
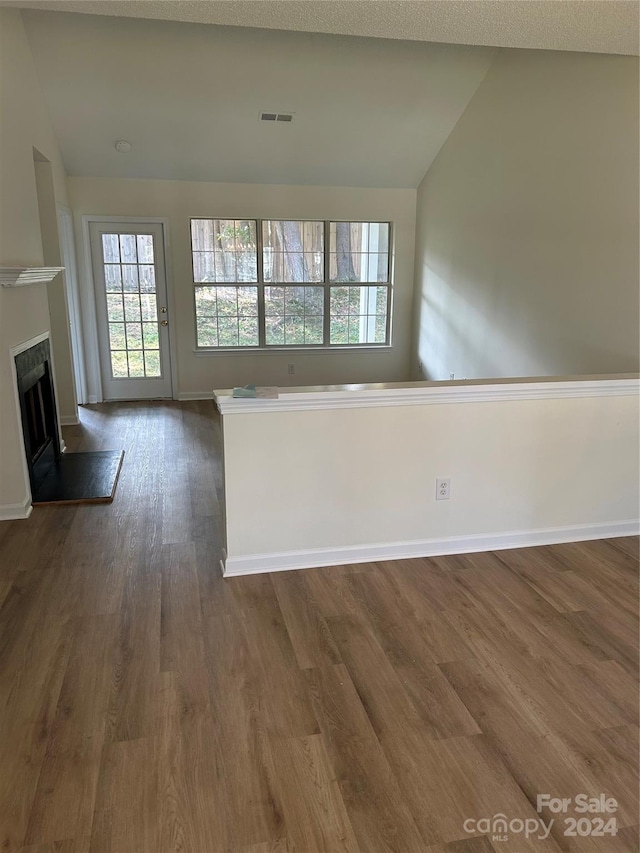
[114, 139, 132, 153]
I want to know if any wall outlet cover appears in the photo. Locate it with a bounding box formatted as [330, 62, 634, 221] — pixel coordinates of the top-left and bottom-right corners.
[436, 477, 451, 500]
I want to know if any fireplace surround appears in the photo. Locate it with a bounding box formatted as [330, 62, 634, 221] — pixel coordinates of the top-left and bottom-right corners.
[10, 333, 123, 508]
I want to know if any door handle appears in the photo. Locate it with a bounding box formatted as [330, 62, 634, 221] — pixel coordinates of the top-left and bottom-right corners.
[161, 320, 168, 326]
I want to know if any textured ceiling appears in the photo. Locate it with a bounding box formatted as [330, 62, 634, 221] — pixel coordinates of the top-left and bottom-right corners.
[6, 0, 640, 55]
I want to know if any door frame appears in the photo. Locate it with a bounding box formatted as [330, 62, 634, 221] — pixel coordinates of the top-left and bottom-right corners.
[81, 215, 177, 402]
[57, 205, 87, 405]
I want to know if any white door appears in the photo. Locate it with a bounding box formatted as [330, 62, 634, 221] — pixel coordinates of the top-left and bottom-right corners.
[89, 221, 173, 400]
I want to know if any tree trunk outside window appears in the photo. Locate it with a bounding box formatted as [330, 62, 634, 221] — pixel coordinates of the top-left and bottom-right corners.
[275, 220, 307, 302]
[336, 222, 356, 281]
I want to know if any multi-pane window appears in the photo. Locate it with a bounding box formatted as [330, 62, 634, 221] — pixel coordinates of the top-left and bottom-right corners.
[263, 220, 324, 345]
[328, 222, 390, 345]
[191, 218, 391, 348]
[192, 219, 259, 347]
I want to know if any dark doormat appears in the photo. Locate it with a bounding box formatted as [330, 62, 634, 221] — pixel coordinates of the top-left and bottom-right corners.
[32, 450, 125, 506]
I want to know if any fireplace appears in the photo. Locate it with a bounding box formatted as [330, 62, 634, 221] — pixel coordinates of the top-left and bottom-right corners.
[13, 335, 124, 506]
[15, 338, 61, 494]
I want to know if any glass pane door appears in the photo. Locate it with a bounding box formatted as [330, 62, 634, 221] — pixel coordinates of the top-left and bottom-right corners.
[89, 221, 173, 401]
[101, 232, 161, 378]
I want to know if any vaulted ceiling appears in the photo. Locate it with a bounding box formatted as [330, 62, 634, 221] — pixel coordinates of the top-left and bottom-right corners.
[20, 10, 496, 187]
[9, 1, 639, 188]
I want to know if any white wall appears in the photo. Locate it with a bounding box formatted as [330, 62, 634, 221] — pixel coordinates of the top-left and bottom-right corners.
[33, 156, 77, 421]
[219, 379, 639, 574]
[411, 49, 640, 381]
[68, 177, 416, 399]
[0, 8, 74, 515]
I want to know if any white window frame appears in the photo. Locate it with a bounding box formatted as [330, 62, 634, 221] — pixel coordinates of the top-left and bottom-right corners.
[191, 218, 392, 351]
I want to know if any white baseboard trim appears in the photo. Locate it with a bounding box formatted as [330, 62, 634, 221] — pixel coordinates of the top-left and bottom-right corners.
[177, 391, 215, 401]
[0, 496, 33, 522]
[59, 414, 80, 426]
[88, 395, 98, 404]
[222, 519, 640, 577]
[219, 548, 227, 578]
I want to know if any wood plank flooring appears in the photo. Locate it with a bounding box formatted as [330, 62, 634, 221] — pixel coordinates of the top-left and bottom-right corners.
[0, 401, 637, 853]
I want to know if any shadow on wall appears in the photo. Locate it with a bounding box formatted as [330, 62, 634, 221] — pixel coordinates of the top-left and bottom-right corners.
[416, 263, 533, 380]
[416, 263, 639, 382]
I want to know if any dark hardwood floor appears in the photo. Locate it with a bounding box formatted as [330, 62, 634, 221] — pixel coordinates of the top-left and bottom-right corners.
[0, 401, 637, 853]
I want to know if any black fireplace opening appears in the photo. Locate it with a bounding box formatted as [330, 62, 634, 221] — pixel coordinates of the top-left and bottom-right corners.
[15, 339, 61, 494]
[14, 338, 124, 506]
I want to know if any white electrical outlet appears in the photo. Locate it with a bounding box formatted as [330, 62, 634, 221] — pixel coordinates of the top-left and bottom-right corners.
[287, 364, 295, 375]
[436, 478, 451, 500]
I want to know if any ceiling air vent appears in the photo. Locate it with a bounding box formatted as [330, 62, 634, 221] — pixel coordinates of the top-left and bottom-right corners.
[259, 111, 294, 123]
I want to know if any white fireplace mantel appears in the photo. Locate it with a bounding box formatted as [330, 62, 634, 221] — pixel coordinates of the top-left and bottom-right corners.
[0, 266, 64, 287]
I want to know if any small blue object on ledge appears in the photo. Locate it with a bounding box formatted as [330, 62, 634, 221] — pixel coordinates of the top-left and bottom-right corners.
[232, 385, 279, 399]
[232, 384, 257, 398]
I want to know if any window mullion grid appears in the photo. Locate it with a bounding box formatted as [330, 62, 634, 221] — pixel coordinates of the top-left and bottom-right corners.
[384, 283, 391, 345]
[190, 224, 199, 349]
[191, 218, 390, 350]
[118, 240, 132, 376]
[256, 219, 266, 347]
[323, 220, 330, 347]
[384, 223, 392, 345]
[133, 238, 146, 377]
